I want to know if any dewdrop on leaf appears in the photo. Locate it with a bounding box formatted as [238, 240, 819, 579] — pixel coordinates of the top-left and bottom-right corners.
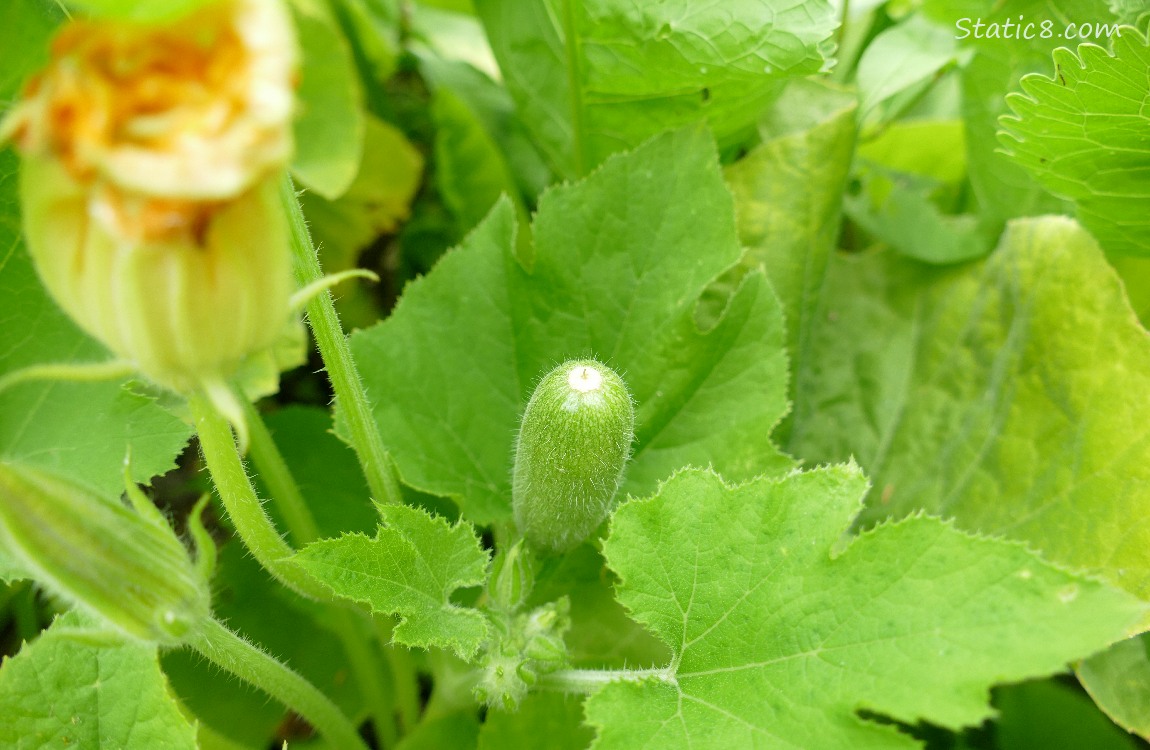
[512, 359, 635, 554]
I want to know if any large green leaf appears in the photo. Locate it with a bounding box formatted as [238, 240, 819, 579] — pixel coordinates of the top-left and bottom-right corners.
[478, 693, 593, 750]
[999, 29, 1150, 255]
[1078, 633, 1150, 739]
[588, 467, 1144, 749]
[431, 86, 532, 244]
[855, 14, 967, 123]
[0, 1, 62, 107]
[349, 128, 792, 524]
[289, 0, 365, 199]
[0, 613, 196, 749]
[292, 504, 490, 658]
[789, 216, 1150, 604]
[725, 79, 857, 368]
[475, 0, 837, 177]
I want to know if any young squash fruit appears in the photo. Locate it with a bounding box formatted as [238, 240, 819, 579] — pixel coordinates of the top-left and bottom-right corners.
[512, 359, 635, 554]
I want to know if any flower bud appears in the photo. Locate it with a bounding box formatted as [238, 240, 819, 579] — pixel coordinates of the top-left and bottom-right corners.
[521, 598, 570, 670]
[2, 0, 300, 394]
[488, 539, 534, 611]
[476, 596, 571, 710]
[20, 159, 295, 393]
[0, 462, 210, 645]
[512, 359, 635, 553]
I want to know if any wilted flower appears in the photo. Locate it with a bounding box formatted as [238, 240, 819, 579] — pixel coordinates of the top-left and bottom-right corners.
[1, 0, 300, 396]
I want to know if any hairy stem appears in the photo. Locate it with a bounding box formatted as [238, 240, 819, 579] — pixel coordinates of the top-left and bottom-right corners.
[330, 614, 399, 748]
[189, 392, 328, 601]
[537, 667, 676, 694]
[242, 401, 321, 544]
[189, 618, 369, 750]
[243, 401, 399, 746]
[280, 175, 402, 507]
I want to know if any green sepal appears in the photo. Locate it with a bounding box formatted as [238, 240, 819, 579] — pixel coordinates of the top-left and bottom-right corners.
[489, 539, 534, 612]
[512, 359, 635, 554]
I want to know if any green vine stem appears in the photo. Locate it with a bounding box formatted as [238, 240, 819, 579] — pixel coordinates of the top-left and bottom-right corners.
[189, 392, 328, 601]
[242, 401, 322, 545]
[188, 618, 370, 750]
[280, 175, 403, 507]
[243, 401, 402, 747]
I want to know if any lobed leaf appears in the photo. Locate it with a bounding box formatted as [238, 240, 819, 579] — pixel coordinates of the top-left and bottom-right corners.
[789, 216, 1150, 605]
[590, 467, 1145, 749]
[292, 504, 490, 658]
[289, 0, 365, 200]
[478, 693, 593, 750]
[1000, 29, 1150, 255]
[0, 613, 196, 750]
[1078, 633, 1150, 739]
[475, 0, 837, 177]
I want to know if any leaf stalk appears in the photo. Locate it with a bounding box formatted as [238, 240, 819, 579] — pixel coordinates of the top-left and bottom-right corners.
[189, 392, 328, 601]
[242, 401, 404, 746]
[537, 666, 677, 694]
[280, 174, 403, 507]
[188, 618, 370, 750]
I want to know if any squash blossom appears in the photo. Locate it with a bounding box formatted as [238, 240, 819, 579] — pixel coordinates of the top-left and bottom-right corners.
[0, 0, 298, 395]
